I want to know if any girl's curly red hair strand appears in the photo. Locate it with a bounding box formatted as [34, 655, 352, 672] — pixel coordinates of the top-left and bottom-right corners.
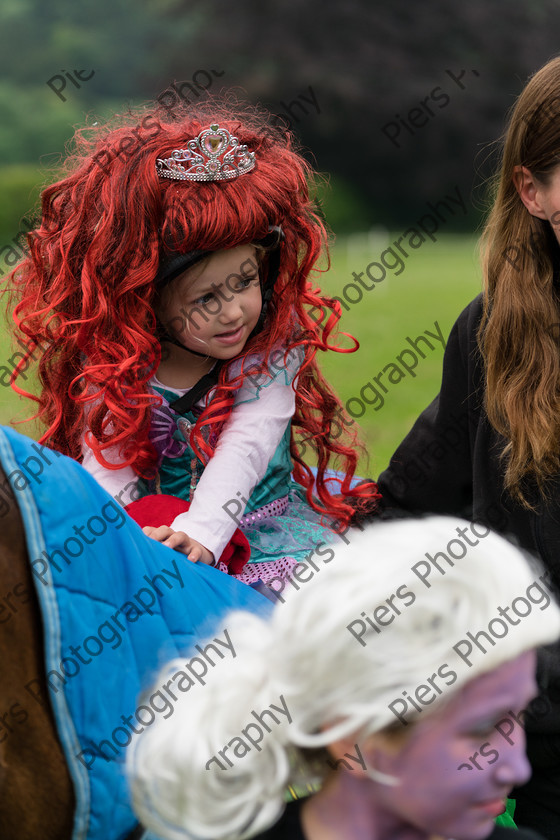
[7, 101, 380, 527]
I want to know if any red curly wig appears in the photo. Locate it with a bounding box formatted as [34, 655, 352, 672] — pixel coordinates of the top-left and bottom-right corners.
[8, 100, 379, 528]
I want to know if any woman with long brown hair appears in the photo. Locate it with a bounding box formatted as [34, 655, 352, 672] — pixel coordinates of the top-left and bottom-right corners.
[376, 56, 560, 839]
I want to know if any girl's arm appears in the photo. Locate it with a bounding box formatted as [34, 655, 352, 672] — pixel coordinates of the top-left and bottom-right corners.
[170, 351, 302, 561]
[82, 438, 214, 562]
[80, 350, 301, 562]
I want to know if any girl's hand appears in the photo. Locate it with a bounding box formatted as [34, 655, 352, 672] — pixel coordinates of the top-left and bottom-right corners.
[141, 525, 215, 565]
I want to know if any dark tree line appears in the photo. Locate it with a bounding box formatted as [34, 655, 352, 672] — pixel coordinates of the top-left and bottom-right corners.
[1, 0, 560, 230]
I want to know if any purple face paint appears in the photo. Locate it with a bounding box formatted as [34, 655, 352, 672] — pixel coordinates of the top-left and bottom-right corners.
[366, 651, 537, 840]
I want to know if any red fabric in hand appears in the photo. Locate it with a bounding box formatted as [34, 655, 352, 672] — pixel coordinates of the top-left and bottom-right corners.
[125, 494, 250, 575]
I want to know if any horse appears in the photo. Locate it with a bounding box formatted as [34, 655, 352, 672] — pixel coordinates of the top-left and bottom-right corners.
[0, 455, 74, 839]
[0, 425, 271, 840]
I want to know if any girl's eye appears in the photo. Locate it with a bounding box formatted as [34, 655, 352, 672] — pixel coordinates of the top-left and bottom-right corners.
[193, 293, 214, 306]
[238, 274, 258, 290]
[465, 720, 499, 738]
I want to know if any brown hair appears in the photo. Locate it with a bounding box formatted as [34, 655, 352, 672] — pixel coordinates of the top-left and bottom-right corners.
[480, 56, 560, 505]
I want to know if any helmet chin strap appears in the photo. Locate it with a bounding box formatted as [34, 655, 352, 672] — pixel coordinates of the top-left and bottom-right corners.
[158, 328, 212, 359]
[155, 226, 284, 415]
[167, 360, 225, 417]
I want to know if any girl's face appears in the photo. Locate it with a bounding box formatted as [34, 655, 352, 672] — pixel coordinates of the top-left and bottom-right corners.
[158, 244, 263, 360]
[363, 651, 536, 840]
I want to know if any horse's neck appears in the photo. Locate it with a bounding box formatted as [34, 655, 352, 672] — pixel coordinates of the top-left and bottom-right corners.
[0, 463, 74, 839]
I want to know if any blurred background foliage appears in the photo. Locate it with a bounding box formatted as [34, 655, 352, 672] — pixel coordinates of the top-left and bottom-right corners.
[2, 0, 560, 237]
[1, 0, 560, 468]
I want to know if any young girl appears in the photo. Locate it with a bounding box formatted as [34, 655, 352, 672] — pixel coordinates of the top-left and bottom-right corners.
[129, 516, 560, 840]
[8, 103, 379, 585]
[374, 57, 560, 837]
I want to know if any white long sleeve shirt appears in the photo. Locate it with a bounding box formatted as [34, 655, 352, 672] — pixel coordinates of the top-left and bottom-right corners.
[82, 349, 301, 559]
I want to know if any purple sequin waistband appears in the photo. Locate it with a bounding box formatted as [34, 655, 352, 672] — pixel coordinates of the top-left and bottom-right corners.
[238, 495, 289, 529]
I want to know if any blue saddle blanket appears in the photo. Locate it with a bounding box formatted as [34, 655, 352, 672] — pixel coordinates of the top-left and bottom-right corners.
[0, 426, 271, 840]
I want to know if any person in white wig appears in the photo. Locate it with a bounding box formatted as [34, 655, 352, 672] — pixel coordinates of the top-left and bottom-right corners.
[128, 516, 560, 840]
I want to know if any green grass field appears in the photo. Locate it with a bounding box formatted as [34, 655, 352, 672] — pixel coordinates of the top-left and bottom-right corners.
[314, 232, 482, 477]
[0, 232, 482, 479]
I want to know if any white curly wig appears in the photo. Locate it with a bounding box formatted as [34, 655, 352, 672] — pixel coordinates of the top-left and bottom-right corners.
[128, 516, 560, 840]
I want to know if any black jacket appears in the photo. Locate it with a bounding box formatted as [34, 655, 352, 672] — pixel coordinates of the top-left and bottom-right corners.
[377, 294, 560, 766]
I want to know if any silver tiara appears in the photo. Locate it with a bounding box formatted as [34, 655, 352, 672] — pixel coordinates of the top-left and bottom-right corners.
[156, 123, 256, 182]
